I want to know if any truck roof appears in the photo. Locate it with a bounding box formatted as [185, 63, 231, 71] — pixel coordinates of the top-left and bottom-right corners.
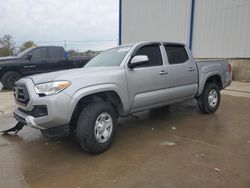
[125, 41, 187, 47]
[35, 46, 64, 48]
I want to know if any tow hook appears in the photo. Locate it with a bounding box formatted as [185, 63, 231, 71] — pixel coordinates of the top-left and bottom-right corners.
[1, 121, 25, 135]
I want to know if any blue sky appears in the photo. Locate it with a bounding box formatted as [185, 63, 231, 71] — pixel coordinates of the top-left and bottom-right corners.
[0, 0, 119, 51]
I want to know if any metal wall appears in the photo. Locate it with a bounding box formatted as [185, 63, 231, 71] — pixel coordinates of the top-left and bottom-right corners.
[121, 0, 250, 58]
[192, 0, 250, 58]
[121, 0, 191, 45]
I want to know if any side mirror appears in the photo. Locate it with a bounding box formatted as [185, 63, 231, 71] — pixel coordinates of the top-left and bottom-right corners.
[26, 54, 32, 60]
[128, 55, 149, 68]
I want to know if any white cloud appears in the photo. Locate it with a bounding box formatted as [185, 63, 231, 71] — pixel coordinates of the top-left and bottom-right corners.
[0, 0, 119, 51]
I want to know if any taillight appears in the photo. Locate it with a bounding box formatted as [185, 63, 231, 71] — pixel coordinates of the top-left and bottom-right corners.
[228, 64, 232, 73]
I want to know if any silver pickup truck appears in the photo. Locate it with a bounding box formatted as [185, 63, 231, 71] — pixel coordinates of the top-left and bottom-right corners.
[12, 42, 232, 154]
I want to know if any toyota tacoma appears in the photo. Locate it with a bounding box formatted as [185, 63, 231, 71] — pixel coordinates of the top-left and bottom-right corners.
[11, 42, 232, 154]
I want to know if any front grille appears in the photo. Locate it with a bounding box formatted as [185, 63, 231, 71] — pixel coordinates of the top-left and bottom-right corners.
[14, 84, 30, 105]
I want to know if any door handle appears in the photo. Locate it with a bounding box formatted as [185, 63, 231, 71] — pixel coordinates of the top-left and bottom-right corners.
[24, 65, 36, 68]
[188, 67, 195, 71]
[159, 70, 168, 75]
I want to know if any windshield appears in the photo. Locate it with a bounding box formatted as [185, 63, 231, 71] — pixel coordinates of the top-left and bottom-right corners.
[85, 45, 132, 68]
[17, 47, 35, 57]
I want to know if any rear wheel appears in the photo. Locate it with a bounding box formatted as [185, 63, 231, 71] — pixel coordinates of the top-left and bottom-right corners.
[1, 71, 21, 89]
[76, 102, 117, 154]
[197, 83, 220, 114]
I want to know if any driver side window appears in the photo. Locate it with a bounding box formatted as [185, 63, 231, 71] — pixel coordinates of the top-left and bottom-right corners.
[30, 48, 47, 59]
[134, 45, 163, 68]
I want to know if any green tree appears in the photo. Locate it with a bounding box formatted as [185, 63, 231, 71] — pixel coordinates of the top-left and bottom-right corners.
[0, 34, 15, 57]
[19, 41, 36, 52]
[68, 49, 77, 57]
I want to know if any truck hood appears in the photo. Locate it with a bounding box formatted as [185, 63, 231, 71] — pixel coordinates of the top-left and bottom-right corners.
[0, 56, 19, 63]
[0, 56, 18, 60]
[28, 67, 123, 85]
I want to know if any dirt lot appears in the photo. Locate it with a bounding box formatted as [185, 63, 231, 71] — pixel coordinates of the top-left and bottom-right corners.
[0, 88, 250, 187]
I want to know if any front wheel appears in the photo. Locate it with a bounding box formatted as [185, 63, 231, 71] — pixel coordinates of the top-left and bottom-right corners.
[197, 83, 221, 114]
[76, 102, 117, 154]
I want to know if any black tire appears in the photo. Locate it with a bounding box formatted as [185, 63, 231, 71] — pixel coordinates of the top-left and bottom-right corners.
[76, 102, 117, 154]
[197, 83, 220, 114]
[1, 71, 21, 89]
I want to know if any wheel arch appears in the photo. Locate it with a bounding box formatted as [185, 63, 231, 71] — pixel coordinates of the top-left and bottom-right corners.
[198, 72, 223, 96]
[0, 67, 23, 78]
[69, 87, 126, 131]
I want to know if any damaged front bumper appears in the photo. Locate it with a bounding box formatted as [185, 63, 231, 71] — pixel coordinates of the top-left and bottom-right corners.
[14, 109, 46, 130]
[13, 78, 73, 130]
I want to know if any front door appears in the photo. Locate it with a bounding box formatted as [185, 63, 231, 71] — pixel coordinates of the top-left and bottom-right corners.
[125, 44, 170, 111]
[22, 47, 50, 75]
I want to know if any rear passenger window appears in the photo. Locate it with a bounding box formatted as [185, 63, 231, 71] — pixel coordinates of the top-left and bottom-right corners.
[48, 47, 64, 59]
[134, 45, 163, 67]
[164, 45, 189, 64]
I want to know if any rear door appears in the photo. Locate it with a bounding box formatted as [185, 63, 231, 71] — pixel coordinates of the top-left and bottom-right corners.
[47, 47, 69, 72]
[126, 44, 170, 110]
[163, 44, 198, 99]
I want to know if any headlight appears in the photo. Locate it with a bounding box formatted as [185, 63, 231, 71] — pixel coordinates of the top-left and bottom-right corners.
[35, 81, 71, 96]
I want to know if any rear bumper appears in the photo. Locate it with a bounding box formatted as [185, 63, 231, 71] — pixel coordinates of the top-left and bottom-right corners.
[224, 79, 232, 88]
[223, 73, 232, 89]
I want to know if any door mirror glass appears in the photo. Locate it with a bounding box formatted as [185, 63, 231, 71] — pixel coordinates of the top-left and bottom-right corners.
[128, 55, 149, 68]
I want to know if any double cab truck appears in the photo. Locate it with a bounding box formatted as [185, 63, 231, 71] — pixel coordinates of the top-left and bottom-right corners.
[12, 42, 232, 154]
[0, 46, 90, 89]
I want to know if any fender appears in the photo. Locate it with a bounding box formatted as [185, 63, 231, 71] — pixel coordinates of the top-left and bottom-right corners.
[67, 83, 130, 118]
[198, 71, 222, 96]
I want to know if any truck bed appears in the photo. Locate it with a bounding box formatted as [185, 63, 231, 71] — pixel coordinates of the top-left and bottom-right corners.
[195, 59, 232, 95]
